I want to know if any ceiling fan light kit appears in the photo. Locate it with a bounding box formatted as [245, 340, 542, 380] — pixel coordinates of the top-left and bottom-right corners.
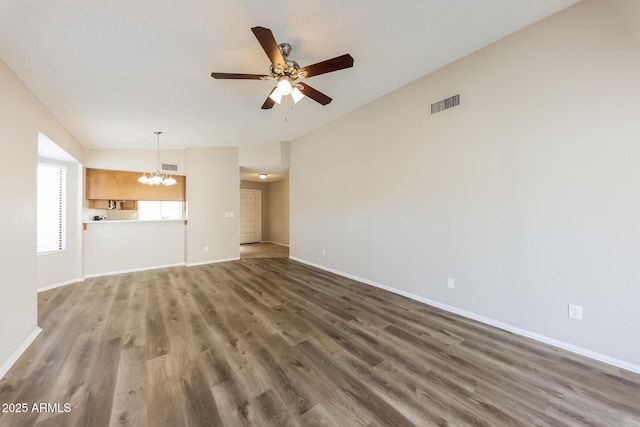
[211, 26, 354, 110]
[290, 86, 304, 103]
[268, 77, 305, 105]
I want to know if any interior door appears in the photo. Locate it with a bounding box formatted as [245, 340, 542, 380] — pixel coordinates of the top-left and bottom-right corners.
[240, 189, 261, 244]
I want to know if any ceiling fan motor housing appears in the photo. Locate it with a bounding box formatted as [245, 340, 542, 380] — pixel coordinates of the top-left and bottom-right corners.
[277, 43, 300, 71]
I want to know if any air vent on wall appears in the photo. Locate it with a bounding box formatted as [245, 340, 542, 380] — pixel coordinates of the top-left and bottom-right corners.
[431, 94, 460, 115]
[162, 163, 178, 172]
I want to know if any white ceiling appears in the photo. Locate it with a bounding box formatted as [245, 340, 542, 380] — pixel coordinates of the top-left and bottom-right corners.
[0, 0, 580, 150]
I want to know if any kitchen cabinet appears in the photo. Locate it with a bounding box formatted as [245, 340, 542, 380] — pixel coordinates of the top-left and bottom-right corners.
[86, 168, 186, 201]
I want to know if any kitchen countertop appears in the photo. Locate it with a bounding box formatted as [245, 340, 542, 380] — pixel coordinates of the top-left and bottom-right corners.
[83, 218, 186, 224]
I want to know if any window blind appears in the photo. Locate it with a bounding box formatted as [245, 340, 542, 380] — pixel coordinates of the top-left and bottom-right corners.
[37, 163, 66, 253]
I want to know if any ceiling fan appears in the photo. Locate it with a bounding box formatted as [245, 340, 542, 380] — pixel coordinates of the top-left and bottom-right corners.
[211, 26, 354, 109]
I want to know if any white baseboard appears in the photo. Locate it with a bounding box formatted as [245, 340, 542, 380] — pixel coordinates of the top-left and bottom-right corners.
[262, 241, 290, 248]
[72, 257, 243, 281]
[290, 257, 640, 375]
[186, 257, 240, 267]
[84, 262, 186, 278]
[37, 277, 84, 293]
[0, 327, 42, 380]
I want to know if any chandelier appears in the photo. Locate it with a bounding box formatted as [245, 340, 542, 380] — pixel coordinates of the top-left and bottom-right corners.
[137, 131, 177, 186]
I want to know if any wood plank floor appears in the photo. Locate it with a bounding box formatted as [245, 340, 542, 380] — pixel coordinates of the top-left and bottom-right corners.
[1, 258, 639, 426]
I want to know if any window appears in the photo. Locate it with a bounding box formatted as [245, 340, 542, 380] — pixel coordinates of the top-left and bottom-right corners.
[138, 201, 183, 220]
[37, 163, 66, 253]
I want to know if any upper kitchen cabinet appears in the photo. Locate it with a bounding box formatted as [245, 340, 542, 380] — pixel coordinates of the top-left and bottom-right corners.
[86, 168, 186, 201]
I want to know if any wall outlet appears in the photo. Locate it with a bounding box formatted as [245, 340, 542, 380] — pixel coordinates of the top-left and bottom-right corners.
[321, 249, 326, 256]
[224, 211, 235, 218]
[204, 245, 209, 252]
[447, 277, 455, 288]
[568, 304, 583, 320]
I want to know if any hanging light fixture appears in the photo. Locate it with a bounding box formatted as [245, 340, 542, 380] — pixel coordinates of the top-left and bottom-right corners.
[138, 131, 177, 186]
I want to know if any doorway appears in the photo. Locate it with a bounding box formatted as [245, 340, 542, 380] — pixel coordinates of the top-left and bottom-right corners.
[239, 171, 289, 259]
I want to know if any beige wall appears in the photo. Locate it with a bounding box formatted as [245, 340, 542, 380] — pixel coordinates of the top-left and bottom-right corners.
[0, 58, 84, 375]
[239, 142, 284, 167]
[290, 0, 640, 369]
[269, 177, 289, 246]
[608, 0, 640, 47]
[240, 180, 270, 241]
[186, 147, 239, 265]
[84, 149, 186, 176]
[84, 221, 185, 275]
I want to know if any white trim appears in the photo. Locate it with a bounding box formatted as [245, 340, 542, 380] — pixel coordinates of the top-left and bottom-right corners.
[37, 277, 84, 293]
[84, 262, 186, 278]
[290, 257, 640, 375]
[0, 327, 42, 380]
[261, 241, 290, 248]
[186, 257, 240, 267]
[83, 218, 185, 224]
[44, 256, 242, 287]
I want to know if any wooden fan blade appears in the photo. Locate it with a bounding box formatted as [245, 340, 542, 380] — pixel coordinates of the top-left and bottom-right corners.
[211, 72, 267, 80]
[251, 26, 286, 70]
[298, 54, 354, 78]
[261, 87, 277, 110]
[298, 83, 332, 105]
